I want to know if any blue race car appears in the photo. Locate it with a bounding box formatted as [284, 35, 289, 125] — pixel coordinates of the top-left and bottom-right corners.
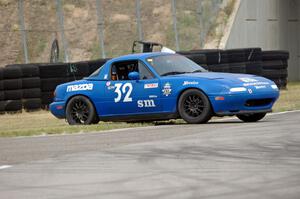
[50, 52, 280, 125]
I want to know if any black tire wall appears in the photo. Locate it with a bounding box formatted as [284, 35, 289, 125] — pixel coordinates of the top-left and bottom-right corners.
[0, 49, 289, 113]
[180, 48, 288, 89]
[1, 64, 42, 112]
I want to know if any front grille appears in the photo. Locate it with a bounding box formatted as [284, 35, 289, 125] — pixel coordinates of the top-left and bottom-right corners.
[245, 98, 273, 107]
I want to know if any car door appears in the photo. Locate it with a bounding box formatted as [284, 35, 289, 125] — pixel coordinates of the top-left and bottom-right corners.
[102, 60, 161, 116]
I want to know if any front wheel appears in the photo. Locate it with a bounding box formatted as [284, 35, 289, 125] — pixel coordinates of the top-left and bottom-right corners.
[66, 96, 99, 125]
[178, 89, 212, 124]
[236, 113, 266, 122]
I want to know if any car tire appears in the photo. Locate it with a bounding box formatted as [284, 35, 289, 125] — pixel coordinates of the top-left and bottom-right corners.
[23, 98, 42, 111]
[38, 63, 69, 78]
[21, 64, 40, 77]
[22, 88, 41, 99]
[0, 91, 4, 101]
[5, 100, 22, 112]
[0, 80, 3, 90]
[41, 92, 54, 106]
[245, 48, 262, 62]
[4, 90, 23, 100]
[262, 60, 287, 70]
[22, 77, 41, 89]
[3, 66, 22, 79]
[226, 49, 246, 63]
[0, 101, 5, 113]
[41, 78, 69, 92]
[208, 64, 230, 72]
[0, 68, 4, 80]
[87, 58, 110, 74]
[262, 69, 288, 79]
[245, 61, 263, 75]
[229, 63, 246, 74]
[66, 95, 98, 125]
[67, 61, 90, 77]
[262, 51, 289, 61]
[3, 79, 22, 90]
[178, 89, 212, 124]
[236, 113, 267, 122]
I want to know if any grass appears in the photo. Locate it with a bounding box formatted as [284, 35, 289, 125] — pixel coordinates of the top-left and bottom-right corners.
[273, 82, 300, 112]
[0, 111, 150, 137]
[0, 82, 299, 137]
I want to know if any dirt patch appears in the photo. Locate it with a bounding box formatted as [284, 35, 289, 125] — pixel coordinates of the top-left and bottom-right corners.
[0, 0, 230, 65]
[111, 14, 130, 23]
[205, 0, 237, 49]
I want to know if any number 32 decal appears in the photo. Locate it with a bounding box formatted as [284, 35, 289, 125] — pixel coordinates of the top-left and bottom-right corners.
[114, 83, 133, 102]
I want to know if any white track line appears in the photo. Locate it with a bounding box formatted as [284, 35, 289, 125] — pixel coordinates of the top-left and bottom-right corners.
[0, 165, 12, 170]
[12, 110, 300, 139]
[13, 125, 166, 139]
[213, 110, 300, 122]
[267, 110, 300, 115]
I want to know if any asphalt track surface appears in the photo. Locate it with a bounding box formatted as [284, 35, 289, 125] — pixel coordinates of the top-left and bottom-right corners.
[0, 111, 300, 199]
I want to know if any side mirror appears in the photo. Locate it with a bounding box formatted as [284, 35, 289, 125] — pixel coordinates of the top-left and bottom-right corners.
[128, 71, 140, 80]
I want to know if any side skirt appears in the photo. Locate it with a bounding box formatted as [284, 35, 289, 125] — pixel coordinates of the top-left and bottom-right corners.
[100, 113, 179, 122]
[215, 109, 272, 116]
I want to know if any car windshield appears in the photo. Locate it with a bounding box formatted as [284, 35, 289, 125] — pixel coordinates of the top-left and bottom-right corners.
[146, 54, 206, 76]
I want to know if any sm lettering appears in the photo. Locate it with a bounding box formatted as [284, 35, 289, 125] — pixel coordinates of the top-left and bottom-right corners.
[137, 100, 156, 108]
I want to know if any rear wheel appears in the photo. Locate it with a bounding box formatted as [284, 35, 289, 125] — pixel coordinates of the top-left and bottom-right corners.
[237, 113, 266, 122]
[178, 89, 212, 124]
[66, 96, 99, 125]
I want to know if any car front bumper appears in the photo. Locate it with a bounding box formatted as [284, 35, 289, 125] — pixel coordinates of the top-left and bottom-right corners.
[209, 91, 279, 116]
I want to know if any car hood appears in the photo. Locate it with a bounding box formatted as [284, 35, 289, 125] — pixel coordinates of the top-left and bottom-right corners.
[173, 72, 274, 85]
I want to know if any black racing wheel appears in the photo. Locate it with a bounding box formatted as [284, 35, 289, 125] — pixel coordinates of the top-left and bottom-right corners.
[178, 89, 212, 124]
[237, 113, 266, 122]
[66, 96, 99, 125]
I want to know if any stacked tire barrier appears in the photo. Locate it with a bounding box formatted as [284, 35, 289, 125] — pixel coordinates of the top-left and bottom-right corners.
[39, 59, 109, 108]
[0, 48, 289, 113]
[261, 51, 289, 89]
[0, 64, 40, 112]
[178, 48, 289, 89]
[0, 59, 108, 113]
[39, 62, 87, 107]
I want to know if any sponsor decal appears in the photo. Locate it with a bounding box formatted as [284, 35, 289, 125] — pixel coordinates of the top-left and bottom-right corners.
[248, 88, 253, 94]
[149, 95, 158, 98]
[183, 81, 199, 86]
[243, 82, 269, 87]
[107, 86, 115, 90]
[230, 87, 246, 92]
[147, 58, 153, 63]
[255, 85, 266, 89]
[106, 81, 115, 90]
[66, 83, 93, 92]
[144, 83, 159, 89]
[162, 82, 172, 96]
[239, 77, 258, 83]
[137, 99, 156, 108]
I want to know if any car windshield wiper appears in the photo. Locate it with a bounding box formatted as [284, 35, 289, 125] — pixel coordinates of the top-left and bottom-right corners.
[192, 69, 203, 73]
[161, 71, 187, 76]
